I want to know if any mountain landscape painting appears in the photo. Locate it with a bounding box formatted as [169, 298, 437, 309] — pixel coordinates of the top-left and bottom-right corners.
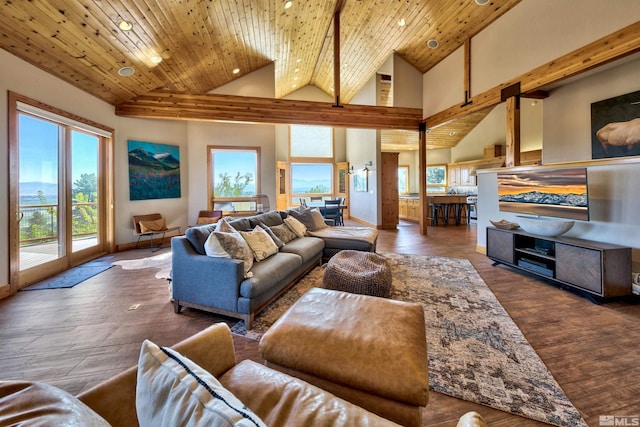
[128, 140, 181, 200]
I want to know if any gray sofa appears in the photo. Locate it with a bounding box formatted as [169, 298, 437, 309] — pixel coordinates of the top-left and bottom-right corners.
[171, 210, 378, 329]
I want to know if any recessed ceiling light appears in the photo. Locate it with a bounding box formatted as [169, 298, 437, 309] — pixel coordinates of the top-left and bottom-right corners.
[293, 76, 298, 81]
[427, 39, 439, 49]
[118, 21, 132, 31]
[292, 84, 297, 88]
[150, 55, 163, 64]
[296, 58, 302, 63]
[449, 131, 456, 136]
[475, 0, 490, 5]
[397, 18, 406, 27]
[284, 1, 293, 9]
[232, 68, 240, 74]
[425, 129, 431, 134]
[118, 66, 135, 76]
[294, 68, 299, 72]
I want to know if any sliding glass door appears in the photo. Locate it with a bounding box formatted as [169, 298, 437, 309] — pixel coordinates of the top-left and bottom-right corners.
[9, 93, 113, 289]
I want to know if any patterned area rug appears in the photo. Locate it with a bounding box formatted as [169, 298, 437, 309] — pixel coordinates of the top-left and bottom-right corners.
[112, 252, 172, 280]
[231, 252, 588, 427]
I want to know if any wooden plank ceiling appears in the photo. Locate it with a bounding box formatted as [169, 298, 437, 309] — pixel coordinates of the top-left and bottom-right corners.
[0, 0, 520, 107]
[381, 106, 495, 150]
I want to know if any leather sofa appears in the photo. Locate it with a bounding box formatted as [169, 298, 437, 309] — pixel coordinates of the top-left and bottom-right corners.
[0, 323, 490, 426]
[171, 209, 378, 329]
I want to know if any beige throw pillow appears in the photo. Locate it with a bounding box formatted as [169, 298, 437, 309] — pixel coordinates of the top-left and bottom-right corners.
[139, 218, 167, 233]
[136, 340, 266, 427]
[283, 216, 307, 238]
[241, 226, 279, 262]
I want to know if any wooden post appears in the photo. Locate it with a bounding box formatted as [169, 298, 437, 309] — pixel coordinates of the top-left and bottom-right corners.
[505, 96, 521, 167]
[419, 122, 428, 235]
[462, 39, 473, 107]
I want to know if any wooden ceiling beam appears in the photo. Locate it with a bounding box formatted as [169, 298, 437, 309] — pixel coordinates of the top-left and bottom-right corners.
[424, 21, 640, 129]
[115, 91, 422, 130]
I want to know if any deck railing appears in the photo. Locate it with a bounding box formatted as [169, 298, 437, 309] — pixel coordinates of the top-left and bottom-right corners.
[19, 203, 98, 246]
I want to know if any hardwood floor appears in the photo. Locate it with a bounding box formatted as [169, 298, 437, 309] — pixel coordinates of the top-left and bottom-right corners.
[1, 221, 638, 426]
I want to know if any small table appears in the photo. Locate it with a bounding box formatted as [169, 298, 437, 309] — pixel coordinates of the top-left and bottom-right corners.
[322, 250, 392, 297]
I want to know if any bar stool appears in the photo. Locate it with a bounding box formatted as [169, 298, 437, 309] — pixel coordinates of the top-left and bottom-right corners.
[444, 203, 456, 226]
[455, 203, 468, 226]
[429, 203, 443, 226]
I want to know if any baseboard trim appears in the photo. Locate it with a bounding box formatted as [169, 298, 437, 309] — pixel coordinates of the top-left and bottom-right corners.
[0, 283, 11, 300]
[348, 216, 376, 228]
[476, 245, 487, 255]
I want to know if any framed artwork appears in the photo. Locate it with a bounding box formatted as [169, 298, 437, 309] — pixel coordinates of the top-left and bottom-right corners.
[591, 89, 640, 159]
[354, 169, 368, 192]
[128, 140, 181, 200]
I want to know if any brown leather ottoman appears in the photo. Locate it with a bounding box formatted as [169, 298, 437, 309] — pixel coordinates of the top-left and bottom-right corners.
[259, 287, 428, 427]
[322, 250, 392, 297]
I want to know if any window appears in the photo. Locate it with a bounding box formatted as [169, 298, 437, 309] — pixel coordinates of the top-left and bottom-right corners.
[398, 165, 409, 194]
[426, 165, 447, 194]
[289, 125, 334, 204]
[209, 146, 260, 213]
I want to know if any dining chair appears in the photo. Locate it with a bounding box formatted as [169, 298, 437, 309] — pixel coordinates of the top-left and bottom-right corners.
[323, 199, 342, 226]
[299, 198, 308, 208]
[310, 196, 323, 203]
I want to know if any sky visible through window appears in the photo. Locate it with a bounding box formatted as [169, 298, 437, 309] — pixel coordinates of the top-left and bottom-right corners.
[19, 114, 98, 204]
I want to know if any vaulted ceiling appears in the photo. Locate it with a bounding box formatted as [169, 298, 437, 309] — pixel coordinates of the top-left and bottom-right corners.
[0, 0, 520, 107]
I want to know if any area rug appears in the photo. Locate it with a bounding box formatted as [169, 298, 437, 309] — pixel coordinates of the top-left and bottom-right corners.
[112, 252, 172, 280]
[231, 252, 588, 427]
[21, 256, 114, 290]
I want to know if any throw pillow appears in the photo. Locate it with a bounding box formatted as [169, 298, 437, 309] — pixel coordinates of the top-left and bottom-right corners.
[309, 208, 329, 230]
[240, 226, 279, 262]
[283, 216, 307, 238]
[269, 224, 297, 244]
[206, 219, 254, 277]
[256, 223, 284, 248]
[139, 218, 167, 233]
[136, 340, 266, 427]
[185, 224, 217, 255]
[288, 207, 328, 231]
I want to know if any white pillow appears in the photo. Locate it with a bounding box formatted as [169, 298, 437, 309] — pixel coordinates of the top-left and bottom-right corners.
[240, 226, 279, 262]
[136, 340, 266, 427]
[204, 219, 254, 278]
[283, 216, 307, 238]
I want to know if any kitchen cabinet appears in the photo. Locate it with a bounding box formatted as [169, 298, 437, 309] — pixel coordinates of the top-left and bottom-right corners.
[399, 198, 420, 222]
[447, 164, 476, 186]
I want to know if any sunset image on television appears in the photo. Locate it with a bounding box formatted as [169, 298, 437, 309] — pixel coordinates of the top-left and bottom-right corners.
[497, 168, 589, 221]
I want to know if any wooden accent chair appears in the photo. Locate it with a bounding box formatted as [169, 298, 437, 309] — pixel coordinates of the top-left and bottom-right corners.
[196, 210, 223, 225]
[132, 213, 181, 251]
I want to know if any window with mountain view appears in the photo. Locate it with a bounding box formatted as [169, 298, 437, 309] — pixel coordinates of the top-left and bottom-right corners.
[290, 125, 334, 204]
[209, 146, 260, 212]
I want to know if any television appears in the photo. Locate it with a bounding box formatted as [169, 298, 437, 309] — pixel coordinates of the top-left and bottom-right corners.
[497, 167, 589, 221]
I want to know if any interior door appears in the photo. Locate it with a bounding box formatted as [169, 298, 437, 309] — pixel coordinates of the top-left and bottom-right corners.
[380, 152, 399, 229]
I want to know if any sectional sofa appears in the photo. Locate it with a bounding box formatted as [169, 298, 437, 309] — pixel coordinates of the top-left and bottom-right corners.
[171, 209, 378, 328]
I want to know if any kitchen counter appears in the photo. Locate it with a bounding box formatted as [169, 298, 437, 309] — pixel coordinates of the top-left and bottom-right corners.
[399, 195, 473, 224]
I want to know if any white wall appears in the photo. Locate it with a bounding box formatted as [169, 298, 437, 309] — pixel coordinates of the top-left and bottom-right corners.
[346, 128, 378, 225]
[209, 63, 276, 98]
[393, 55, 423, 109]
[423, 46, 464, 118]
[471, 0, 640, 95]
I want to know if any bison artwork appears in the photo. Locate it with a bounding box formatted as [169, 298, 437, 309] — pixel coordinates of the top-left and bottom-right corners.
[596, 117, 640, 155]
